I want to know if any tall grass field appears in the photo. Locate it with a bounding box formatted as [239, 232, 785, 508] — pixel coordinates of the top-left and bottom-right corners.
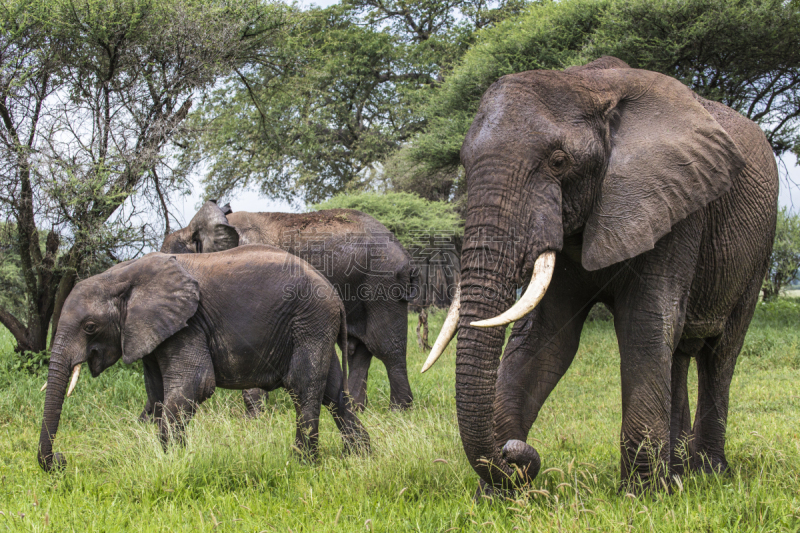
[1, 301, 799, 531]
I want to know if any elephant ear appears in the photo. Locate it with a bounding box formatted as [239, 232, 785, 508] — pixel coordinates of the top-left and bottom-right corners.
[113, 253, 200, 364]
[581, 69, 746, 271]
[189, 200, 239, 252]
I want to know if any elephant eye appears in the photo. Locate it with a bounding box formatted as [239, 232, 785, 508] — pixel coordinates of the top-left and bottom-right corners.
[549, 150, 570, 174]
[84, 322, 97, 334]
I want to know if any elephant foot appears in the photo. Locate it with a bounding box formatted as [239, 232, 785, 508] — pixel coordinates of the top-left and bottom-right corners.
[38, 451, 66, 472]
[619, 464, 674, 495]
[242, 388, 268, 418]
[388, 398, 413, 411]
[619, 475, 673, 495]
[138, 408, 155, 423]
[691, 452, 728, 475]
[502, 439, 542, 483]
[473, 479, 514, 501]
[291, 442, 319, 464]
[342, 432, 371, 456]
[472, 440, 540, 501]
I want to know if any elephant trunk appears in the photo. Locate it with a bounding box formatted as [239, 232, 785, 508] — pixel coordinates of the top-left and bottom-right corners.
[454, 172, 561, 491]
[455, 218, 540, 490]
[37, 331, 73, 471]
[456, 271, 517, 488]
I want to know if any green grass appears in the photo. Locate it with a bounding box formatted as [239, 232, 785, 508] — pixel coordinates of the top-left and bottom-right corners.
[1, 301, 799, 531]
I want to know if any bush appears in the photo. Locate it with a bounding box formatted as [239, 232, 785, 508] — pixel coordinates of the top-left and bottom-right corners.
[762, 207, 800, 301]
[311, 191, 463, 248]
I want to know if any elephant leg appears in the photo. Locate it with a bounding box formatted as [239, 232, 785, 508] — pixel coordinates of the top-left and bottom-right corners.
[159, 393, 199, 450]
[366, 303, 413, 410]
[347, 342, 372, 411]
[615, 269, 696, 491]
[286, 390, 323, 461]
[139, 357, 164, 423]
[691, 285, 759, 474]
[616, 315, 677, 491]
[385, 356, 413, 411]
[156, 336, 216, 450]
[494, 264, 596, 480]
[242, 388, 269, 418]
[383, 312, 413, 411]
[284, 345, 329, 461]
[613, 219, 701, 492]
[322, 351, 370, 453]
[669, 343, 697, 476]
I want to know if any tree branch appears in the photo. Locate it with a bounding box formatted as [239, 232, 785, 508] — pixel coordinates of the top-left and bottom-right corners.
[0, 304, 28, 346]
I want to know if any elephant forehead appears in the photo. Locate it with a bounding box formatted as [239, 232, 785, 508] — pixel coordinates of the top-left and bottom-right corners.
[64, 282, 111, 317]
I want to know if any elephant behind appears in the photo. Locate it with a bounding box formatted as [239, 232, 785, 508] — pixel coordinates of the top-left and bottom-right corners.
[160, 204, 415, 411]
[425, 56, 779, 493]
[38, 246, 369, 471]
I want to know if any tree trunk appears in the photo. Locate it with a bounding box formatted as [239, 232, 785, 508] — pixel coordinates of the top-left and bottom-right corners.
[416, 307, 431, 351]
[49, 269, 77, 348]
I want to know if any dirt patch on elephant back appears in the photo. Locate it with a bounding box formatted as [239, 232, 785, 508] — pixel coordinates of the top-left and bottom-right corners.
[260, 209, 366, 232]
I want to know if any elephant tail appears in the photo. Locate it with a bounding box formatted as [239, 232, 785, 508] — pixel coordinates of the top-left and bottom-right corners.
[337, 303, 349, 397]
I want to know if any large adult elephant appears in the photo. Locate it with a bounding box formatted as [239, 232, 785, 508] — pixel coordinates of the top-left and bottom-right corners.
[424, 57, 778, 493]
[160, 203, 414, 411]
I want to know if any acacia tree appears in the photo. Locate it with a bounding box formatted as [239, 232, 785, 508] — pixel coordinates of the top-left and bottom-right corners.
[191, 0, 530, 205]
[0, 0, 289, 354]
[407, 0, 800, 181]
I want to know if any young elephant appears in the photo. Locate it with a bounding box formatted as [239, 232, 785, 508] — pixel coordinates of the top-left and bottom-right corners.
[37, 245, 369, 472]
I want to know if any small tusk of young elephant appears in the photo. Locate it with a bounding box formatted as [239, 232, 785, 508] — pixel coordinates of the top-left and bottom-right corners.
[40, 381, 47, 392]
[471, 251, 556, 328]
[66, 364, 81, 397]
[420, 286, 460, 373]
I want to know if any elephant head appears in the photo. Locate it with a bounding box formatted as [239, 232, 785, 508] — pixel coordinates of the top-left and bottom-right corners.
[160, 200, 238, 254]
[38, 254, 199, 471]
[426, 57, 745, 490]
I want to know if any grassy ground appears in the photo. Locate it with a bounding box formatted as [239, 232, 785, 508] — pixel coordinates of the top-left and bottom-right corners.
[1, 301, 799, 531]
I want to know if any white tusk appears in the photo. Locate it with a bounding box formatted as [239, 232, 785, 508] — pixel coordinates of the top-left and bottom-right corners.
[66, 364, 81, 397]
[471, 251, 556, 328]
[40, 381, 47, 392]
[420, 286, 460, 373]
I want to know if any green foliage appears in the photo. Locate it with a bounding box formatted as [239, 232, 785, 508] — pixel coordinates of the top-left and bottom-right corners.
[410, 0, 800, 173]
[2, 348, 49, 375]
[763, 207, 800, 301]
[311, 191, 463, 247]
[193, 0, 534, 204]
[0, 223, 27, 319]
[0, 0, 288, 353]
[2, 304, 800, 530]
[752, 297, 800, 327]
[192, 6, 432, 205]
